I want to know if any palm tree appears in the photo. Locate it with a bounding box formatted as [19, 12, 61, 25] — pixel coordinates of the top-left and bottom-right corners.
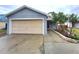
[69, 14, 78, 27]
[68, 14, 79, 36]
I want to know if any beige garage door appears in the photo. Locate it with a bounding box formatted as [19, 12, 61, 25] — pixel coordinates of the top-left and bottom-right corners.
[12, 20, 43, 34]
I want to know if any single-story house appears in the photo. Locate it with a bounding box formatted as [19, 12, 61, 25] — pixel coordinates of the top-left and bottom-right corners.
[6, 5, 51, 35]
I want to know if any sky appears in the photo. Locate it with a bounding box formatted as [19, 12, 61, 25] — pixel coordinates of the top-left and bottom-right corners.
[0, 0, 79, 14]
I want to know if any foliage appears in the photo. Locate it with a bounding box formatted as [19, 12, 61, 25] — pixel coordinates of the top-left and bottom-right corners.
[49, 12, 79, 40]
[70, 28, 79, 40]
[49, 12, 58, 24]
[69, 14, 78, 23]
[0, 29, 6, 32]
[49, 12, 79, 25]
[69, 14, 79, 27]
[49, 12, 67, 24]
[72, 28, 79, 36]
[57, 12, 68, 24]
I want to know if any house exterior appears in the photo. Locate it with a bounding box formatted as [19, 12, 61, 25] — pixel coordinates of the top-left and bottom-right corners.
[6, 5, 48, 35]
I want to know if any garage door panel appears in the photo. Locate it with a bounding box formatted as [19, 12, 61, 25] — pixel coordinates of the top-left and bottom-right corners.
[12, 20, 43, 34]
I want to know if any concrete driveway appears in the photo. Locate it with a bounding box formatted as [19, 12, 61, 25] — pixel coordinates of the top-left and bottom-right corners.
[44, 31, 79, 54]
[0, 31, 79, 54]
[0, 34, 43, 54]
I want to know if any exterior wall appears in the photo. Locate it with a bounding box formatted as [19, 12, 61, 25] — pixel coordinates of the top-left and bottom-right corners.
[12, 20, 43, 34]
[8, 8, 47, 19]
[65, 22, 72, 28]
[7, 8, 48, 35]
[44, 20, 47, 35]
[74, 23, 79, 28]
[8, 19, 12, 34]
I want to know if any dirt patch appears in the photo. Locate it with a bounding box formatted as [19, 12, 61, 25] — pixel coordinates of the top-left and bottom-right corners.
[0, 32, 6, 37]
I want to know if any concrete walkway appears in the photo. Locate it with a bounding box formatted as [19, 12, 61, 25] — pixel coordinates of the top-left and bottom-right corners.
[44, 31, 79, 54]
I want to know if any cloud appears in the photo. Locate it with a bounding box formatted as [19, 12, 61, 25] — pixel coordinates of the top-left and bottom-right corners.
[0, 0, 79, 14]
[67, 5, 79, 14]
[0, 5, 18, 14]
[0, 5, 79, 15]
[0, 0, 79, 5]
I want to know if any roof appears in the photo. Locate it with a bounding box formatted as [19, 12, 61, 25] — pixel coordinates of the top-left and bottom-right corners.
[6, 5, 48, 17]
[0, 14, 7, 22]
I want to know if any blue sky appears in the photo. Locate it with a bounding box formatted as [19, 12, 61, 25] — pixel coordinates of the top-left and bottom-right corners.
[0, 5, 79, 15]
[0, 0, 79, 14]
[0, 5, 17, 14]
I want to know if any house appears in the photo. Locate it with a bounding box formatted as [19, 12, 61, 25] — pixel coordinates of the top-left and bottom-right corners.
[6, 5, 51, 35]
[65, 21, 72, 28]
[74, 21, 79, 28]
[65, 20, 79, 28]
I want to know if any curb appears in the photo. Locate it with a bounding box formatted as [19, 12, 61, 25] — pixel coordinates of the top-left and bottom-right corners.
[52, 30, 78, 43]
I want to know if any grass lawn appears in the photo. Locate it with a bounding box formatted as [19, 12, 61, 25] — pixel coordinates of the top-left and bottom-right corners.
[72, 28, 79, 40]
[0, 29, 6, 37]
[0, 29, 6, 33]
[72, 28, 79, 36]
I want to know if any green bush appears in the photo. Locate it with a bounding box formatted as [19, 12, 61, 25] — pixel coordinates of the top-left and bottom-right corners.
[70, 34, 79, 40]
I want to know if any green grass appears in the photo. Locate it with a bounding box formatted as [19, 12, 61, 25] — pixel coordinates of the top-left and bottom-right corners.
[0, 29, 6, 33]
[72, 28, 79, 40]
[72, 28, 79, 35]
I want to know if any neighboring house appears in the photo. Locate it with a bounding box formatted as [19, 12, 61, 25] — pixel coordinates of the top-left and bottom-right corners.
[65, 20, 79, 28]
[6, 5, 51, 35]
[0, 15, 7, 29]
[65, 21, 72, 28]
[74, 21, 79, 28]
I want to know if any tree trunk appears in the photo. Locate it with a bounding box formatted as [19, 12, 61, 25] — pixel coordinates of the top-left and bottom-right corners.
[72, 22, 75, 27]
